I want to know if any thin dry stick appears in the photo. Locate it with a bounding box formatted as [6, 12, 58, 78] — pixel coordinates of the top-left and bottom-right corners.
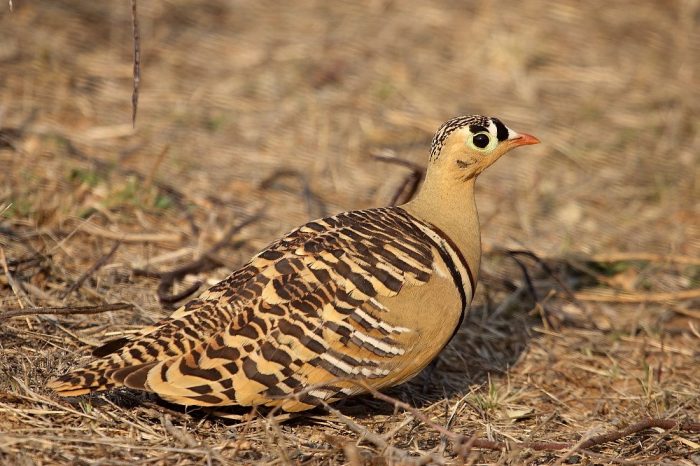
[573, 419, 700, 450]
[360, 383, 700, 452]
[131, 0, 140, 127]
[482, 246, 700, 267]
[585, 252, 700, 266]
[552, 434, 595, 466]
[670, 305, 700, 320]
[371, 150, 425, 205]
[60, 240, 122, 298]
[456, 434, 480, 465]
[144, 145, 170, 193]
[0, 303, 133, 323]
[134, 213, 262, 305]
[501, 248, 700, 304]
[79, 222, 181, 243]
[319, 400, 438, 465]
[161, 415, 199, 448]
[501, 248, 579, 303]
[507, 253, 539, 303]
[0, 247, 30, 309]
[571, 288, 700, 303]
[391, 171, 422, 206]
[259, 168, 328, 218]
[576, 448, 661, 465]
[158, 281, 204, 305]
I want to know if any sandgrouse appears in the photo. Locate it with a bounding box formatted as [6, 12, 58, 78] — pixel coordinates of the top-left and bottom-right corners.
[49, 115, 539, 412]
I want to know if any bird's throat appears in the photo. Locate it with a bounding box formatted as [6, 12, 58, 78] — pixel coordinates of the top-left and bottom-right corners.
[401, 177, 482, 280]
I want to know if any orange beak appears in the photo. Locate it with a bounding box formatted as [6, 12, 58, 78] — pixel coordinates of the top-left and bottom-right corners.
[510, 133, 540, 147]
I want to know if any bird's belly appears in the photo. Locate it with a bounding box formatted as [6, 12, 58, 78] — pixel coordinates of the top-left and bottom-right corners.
[371, 271, 465, 389]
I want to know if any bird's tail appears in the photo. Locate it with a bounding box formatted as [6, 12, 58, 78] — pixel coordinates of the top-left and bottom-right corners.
[47, 313, 214, 396]
[47, 285, 244, 397]
[47, 323, 161, 396]
[47, 354, 126, 396]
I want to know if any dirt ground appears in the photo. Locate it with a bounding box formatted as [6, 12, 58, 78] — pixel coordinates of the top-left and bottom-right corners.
[0, 1, 698, 464]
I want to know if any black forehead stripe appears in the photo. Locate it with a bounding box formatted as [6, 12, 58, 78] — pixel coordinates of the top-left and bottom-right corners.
[468, 124, 487, 134]
[490, 117, 509, 141]
[430, 115, 489, 159]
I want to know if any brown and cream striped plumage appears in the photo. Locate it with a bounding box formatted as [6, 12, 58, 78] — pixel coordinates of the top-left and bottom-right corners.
[49, 115, 539, 411]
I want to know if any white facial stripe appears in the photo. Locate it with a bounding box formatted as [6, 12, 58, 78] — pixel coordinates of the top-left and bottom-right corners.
[490, 118, 521, 141]
[487, 120, 498, 138]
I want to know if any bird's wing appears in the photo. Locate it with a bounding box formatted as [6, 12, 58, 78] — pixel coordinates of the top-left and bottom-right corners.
[49, 207, 446, 409]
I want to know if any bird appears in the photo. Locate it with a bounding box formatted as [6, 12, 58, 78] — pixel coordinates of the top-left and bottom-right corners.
[48, 115, 539, 412]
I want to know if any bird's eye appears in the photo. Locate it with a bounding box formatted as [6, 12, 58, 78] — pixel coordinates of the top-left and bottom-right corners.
[472, 133, 491, 149]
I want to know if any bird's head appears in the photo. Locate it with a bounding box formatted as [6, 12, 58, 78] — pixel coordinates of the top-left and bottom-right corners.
[428, 115, 539, 180]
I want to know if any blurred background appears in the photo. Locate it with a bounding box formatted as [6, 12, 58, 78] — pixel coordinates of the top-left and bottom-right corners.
[2, 1, 697, 258]
[0, 1, 699, 463]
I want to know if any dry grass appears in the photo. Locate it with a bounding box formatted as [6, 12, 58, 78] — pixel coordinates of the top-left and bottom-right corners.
[1, 1, 699, 464]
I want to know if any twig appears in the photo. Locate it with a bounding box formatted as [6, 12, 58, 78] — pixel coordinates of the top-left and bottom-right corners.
[482, 246, 700, 267]
[144, 145, 170, 193]
[571, 288, 700, 303]
[161, 414, 199, 448]
[131, 0, 140, 127]
[584, 252, 700, 266]
[134, 261, 206, 307]
[60, 240, 122, 298]
[370, 151, 425, 171]
[158, 280, 203, 305]
[502, 248, 579, 303]
[5, 252, 46, 272]
[502, 250, 560, 329]
[0, 303, 133, 323]
[79, 222, 181, 243]
[457, 434, 480, 465]
[576, 449, 661, 465]
[360, 384, 501, 449]
[342, 442, 363, 466]
[371, 150, 425, 205]
[495, 247, 699, 307]
[670, 305, 700, 320]
[0, 247, 31, 309]
[552, 434, 594, 466]
[506, 252, 539, 303]
[360, 382, 700, 452]
[391, 171, 422, 206]
[259, 169, 327, 218]
[0, 128, 21, 150]
[134, 213, 262, 306]
[573, 419, 700, 450]
[319, 399, 439, 465]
